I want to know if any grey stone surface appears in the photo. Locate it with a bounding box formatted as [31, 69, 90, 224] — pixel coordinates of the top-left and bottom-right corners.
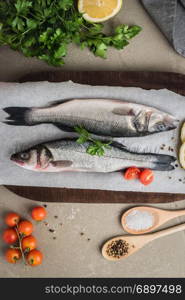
[0, 0, 185, 277]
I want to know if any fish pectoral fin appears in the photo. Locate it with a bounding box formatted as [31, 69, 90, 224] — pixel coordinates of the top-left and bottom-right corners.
[112, 108, 135, 116]
[50, 160, 73, 168]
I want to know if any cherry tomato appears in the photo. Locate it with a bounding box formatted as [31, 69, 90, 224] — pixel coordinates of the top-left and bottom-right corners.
[5, 248, 21, 264]
[124, 167, 141, 180]
[27, 249, 43, 266]
[22, 235, 37, 252]
[18, 220, 33, 236]
[31, 206, 47, 221]
[3, 228, 18, 244]
[139, 169, 154, 185]
[5, 212, 20, 227]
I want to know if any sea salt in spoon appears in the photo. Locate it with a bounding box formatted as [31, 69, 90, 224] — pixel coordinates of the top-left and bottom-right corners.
[102, 223, 185, 261]
[121, 206, 185, 235]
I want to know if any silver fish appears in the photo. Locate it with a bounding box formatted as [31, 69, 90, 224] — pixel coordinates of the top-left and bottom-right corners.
[4, 99, 177, 137]
[11, 139, 176, 173]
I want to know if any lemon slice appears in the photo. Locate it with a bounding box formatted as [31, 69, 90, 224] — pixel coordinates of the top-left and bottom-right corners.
[180, 122, 185, 143]
[78, 0, 123, 23]
[179, 142, 185, 169]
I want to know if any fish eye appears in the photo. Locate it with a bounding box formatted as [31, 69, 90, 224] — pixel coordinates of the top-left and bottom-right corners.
[19, 152, 30, 160]
[156, 123, 166, 131]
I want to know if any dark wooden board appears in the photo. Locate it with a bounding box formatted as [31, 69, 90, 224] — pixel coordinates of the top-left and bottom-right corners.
[5, 71, 185, 203]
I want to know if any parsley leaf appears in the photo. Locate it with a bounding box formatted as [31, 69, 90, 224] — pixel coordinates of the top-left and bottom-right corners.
[75, 126, 112, 157]
[0, 0, 142, 66]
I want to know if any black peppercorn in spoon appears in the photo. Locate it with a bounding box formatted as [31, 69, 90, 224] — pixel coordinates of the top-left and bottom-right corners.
[102, 223, 185, 261]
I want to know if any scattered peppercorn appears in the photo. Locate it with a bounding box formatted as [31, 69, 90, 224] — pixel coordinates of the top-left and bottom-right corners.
[80, 232, 84, 236]
[43, 204, 47, 208]
[167, 146, 174, 152]
[54, 216, 58, 219]
[49, 229, 55, 233]
[106, 239, 130, 259]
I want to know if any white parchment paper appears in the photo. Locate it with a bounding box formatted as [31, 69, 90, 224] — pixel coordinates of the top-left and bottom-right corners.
[0, 81, 185, 194]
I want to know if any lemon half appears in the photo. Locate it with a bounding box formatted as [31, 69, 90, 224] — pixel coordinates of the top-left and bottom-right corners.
[180, 122, 185, 143]
[179, 142, 185, 169]
[78, 0, 123, 23]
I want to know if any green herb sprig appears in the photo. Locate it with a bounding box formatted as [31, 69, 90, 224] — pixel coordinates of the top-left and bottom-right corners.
[0, 0, 142, 66]
[74, 126, 112, 156]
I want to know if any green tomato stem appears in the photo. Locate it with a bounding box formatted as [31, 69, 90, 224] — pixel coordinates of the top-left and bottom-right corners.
[15, 225, 27, 266]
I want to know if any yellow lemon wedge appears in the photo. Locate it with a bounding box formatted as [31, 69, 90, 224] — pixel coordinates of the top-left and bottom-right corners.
[78, 0, 123, 23]
[180, 122, 185, 143]
[179, 142, 185, 169]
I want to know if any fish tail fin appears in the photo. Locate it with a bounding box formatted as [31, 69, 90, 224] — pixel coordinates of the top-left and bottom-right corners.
[3, 107, 30, 126]
[153, 163, 175, 171]
[152, 154, 176, 171]
[154, 153, 176, 164]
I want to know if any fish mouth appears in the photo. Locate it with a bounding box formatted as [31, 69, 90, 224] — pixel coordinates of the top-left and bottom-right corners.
[165, 116, 179, 130]
[10, 154, 25, 166]
[170, 121, 179, 130]
[167, 125, 178, 132]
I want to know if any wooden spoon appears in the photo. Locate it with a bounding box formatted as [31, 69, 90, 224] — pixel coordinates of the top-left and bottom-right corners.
[102, 223, 185, 261]
[121, 206, 185, 234]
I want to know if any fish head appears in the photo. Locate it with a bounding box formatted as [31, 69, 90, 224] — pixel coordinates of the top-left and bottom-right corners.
[11, 148, 39, 170]
[147, 112, 178, 134]
[11, 146, 52, 171]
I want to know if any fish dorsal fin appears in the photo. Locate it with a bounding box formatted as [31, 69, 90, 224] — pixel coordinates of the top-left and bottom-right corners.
[54, 123, 75, 132]
[51, 160, 73, 168]
[111, 141, 127, 150]
[112, 108, 135, 116]
[46, 98, 74, 108]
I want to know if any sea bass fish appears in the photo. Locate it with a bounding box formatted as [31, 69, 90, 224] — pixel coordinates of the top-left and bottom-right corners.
[11, 139, 176, 173]
[4, 99, 177, 137]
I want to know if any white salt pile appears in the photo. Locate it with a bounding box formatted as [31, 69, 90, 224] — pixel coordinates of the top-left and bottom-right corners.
[125, 209, 154, 231]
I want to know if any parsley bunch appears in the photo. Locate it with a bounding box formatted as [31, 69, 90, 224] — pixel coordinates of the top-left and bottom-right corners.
[0, 0, 142, 66]
[75, 126, 112, 156]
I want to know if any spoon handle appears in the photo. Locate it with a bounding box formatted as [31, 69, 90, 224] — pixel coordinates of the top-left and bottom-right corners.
[169, 209, 185, 217]
[149, 223, 185, 242]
